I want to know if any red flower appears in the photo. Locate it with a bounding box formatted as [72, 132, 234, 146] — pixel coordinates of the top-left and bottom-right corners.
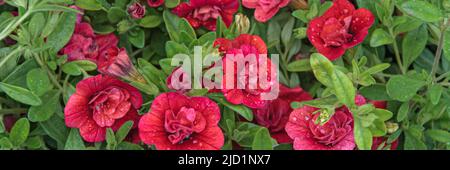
[64, 75, 143, 142]
[128, 2, 146, 19]
[242, 0, 291, 22]
[0, 0, 5, 5]
[2, 115, 17, 133]
[172, 0, 239, 31]
[61, 22, 118, 62]
[307, 0, 374, 60]
[97, 47, 145, 82]
[214, 34, 277, 109]
[372, 137, 398, 150]
[370, 100, 387, 109]
[147, 0, 164, 7]
[285, 95, 367, 150]
[139, 92, 224, 150]
[254, 84, 312, 143]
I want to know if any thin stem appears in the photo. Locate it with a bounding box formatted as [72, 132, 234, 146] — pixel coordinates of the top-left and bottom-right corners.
[429, 20, 449, 83]
[389, 28, 405, 74]
[0, 108, 28, 115]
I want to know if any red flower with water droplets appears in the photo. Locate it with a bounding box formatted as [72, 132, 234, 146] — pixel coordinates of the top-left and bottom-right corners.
[307, 0, 374, 60]
[214, 34, 277, 109]
[139, 92, 224, 150]
[254, 84, 312, 143]
[172, 0, 239, 31]
[61, 22, 118, 62]
[147, 0, 164, 7]
[64, 75, 143, 142]
[285, 95, 367, 150]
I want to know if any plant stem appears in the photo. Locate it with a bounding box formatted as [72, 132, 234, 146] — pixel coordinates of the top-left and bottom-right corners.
[389, 28, 405, 74]
[429, 20, 449, 83]
[0, 108, 28, 115]
[0, 11, 31, 41]
[33, 53, 64, 90]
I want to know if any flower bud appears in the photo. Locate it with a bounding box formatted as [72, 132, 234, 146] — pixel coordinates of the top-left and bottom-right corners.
[290, 0, 309, 10]
[294, 27, 307, 39]
[235, 13, 250, 34]
[98, 47, 146, 83]
[386, 122, 399, 134]
[128, 2, 146, 19]
[147, 0, 164, 8]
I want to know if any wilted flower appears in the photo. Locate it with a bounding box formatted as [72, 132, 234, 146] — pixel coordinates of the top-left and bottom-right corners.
[128, 2, 146, 19]
[235, 13, 250, 34]
[98, 47, 146, 83]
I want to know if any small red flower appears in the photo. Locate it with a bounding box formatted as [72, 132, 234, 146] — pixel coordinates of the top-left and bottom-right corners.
[0, 0, 5, 5]
[64, 75, 143, 142]
[285, 95, 367, 150]
[242, 0, 291, 22]
[307, 0, 375, 60]
[61, 22, 118, 62]
[172, 0, 239, 31]
[254, 84, 312, 143]
[2, 115, 17, 133]
[97, 47, 144, 82]
[214, 34, 277, 109]
[147, 0, 164, 7]
[139, 92, 224, 150]
[128, 2, 146, 19]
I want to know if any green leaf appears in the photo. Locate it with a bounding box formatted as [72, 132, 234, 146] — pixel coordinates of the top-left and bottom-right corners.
[386, 75, 426, 102]
[310, 53, 334, 87]
[287, 59, 311, 72]
[107, 7, 127, 23]
[139, 15, 162, 28]
[65, 129, 86, 150]
[26, 68, 52, 96]
[402, 25, 428, 67]
[404, 125, 427, 150]
[425, 129, 450, 143]
[72, 60, 97, 71]
[28, 90, 60, 122]
[165, 0, 180, 8]
[281, 17, 295, 48]
[9, 118, 30, 147]
[39, 115, 69, 146]
[428, 85, 443, 105]
[75, 0, 103, 11]
[62, 62, 82, 76]
[129, 81, 159, 95]
[128, 28, 145, 48]
[115, 121, 134, 144]
[46, 11, 77, 54]
[163, 10, 181, 42]
[354, 118, 373, 150]
[106, 128, 117, 150]
[397, 102, 410, 122]
[178, 19, 196, 39]
[117, 142, 144, 150]
[28, 12, 46, 38]
[208, 93, 254, 121]
[370, 28, 393, 47]
[400, 0, 443, 22]
[373, 108, 393, 122]
[252, 128, 274, 150]
[0, 82, 42, 106]
[359, 84, 390, 101]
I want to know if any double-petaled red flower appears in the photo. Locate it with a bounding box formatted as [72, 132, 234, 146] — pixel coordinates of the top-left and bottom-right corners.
[254, 84, 312, 143]
[64, 75, 143, 142]
[307, 0, 374, 60]
[128, 2, 146, 19]
[172, 0, 239, 31]
[147, 0, 164, 7]
[61, 22, 118, 62]
[139, 92, 224, 150]
[214, 34, 277, 109]
[285, 95, 367, 150]
[242, 0, 291, 22]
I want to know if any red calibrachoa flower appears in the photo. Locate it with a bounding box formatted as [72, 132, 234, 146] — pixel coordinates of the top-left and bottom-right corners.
[172, 0, 239, 31]
[61, 22, 118, 62]
[307, 0, 375, 60]
[128, 2, 146, 19]
[139, 92, 224, 150]
[242, 0, 291, 22]
[285, 95, 367, 150]
[147, 0, 164, 7]
[253, 84, 312, 143]
[64, 75, 143, 142]
[97, 47, 145, 82]
[214, 34, 277, 109]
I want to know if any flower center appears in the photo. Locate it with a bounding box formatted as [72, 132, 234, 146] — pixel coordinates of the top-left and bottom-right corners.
[164, 107, 206, 144]
[89, 87, 132, 127]
[320, 16, 353, 47]
[193, 5, 222, 22]
[308, 111, 352, 146]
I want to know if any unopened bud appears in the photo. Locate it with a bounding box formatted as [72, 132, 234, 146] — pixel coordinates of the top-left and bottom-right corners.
[386, 122, 399, 134]
[294, 27, 307, 39]
[235, 13, 250, 34]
